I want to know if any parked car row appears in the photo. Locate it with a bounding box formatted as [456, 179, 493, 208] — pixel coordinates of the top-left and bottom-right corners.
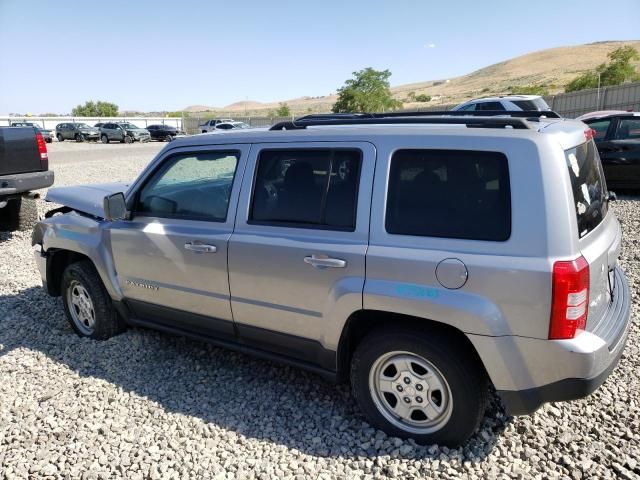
[54, 122, 186, 144]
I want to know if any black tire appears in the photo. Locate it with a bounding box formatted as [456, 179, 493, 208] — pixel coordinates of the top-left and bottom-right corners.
[57, 133, 64, 142]
[101, 135, 109, 144]
[350, 328, 488, 446]
[0, 197, 38, 232]
[124, 135, 133, 144]
[61, 260, 126, 340]
[46, 138, 52, 143]
[202, 130, 207, 134]
[75, 133, 85, 142]
[165, 134, 173, 142]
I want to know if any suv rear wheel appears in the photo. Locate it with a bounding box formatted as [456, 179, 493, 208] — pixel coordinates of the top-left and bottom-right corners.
[61, 261, 126, 340]
[350, 328, 487, 446]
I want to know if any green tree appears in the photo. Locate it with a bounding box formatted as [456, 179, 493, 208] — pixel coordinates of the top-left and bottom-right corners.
[332, 67, 402, 113]
[566, 46, 640, 92]
[276, 102, 291, 116]
[72, 100, 119, 117]
[414, 94, 431, 102]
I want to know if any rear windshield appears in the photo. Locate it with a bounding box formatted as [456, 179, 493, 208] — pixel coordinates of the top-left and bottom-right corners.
[565, 140, 608, 238]
[512, 98, 550, 111]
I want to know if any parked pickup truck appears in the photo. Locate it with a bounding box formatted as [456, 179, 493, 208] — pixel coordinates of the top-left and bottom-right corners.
[0, 127, 54, 231]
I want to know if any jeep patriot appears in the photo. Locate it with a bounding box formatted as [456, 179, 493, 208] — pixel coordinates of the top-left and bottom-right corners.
[32, 112, 631, 446]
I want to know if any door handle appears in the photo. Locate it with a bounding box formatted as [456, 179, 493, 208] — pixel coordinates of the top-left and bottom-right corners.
[304, 254, 347, 268]
[184, 242, 217, 253]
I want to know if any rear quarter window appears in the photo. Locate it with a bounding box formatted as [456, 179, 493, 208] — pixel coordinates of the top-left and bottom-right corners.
[565, 140, 608, 238]
[386, 149, 511, 241]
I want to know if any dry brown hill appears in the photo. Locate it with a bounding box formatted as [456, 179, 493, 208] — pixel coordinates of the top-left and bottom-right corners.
[184, 40, 640, 115]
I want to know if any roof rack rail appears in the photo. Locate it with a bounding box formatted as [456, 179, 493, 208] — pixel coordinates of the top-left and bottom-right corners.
[270, 110, 560, 131]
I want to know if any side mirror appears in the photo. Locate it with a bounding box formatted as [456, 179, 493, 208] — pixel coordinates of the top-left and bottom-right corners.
[103, 192, 127, 221]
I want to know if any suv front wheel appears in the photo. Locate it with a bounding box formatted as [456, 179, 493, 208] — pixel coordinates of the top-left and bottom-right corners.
[61, 261, 126, 340]
[350, 328, 488, 446]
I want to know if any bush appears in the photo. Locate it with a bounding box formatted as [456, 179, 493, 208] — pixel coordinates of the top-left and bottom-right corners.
[276, 103, 291, 117]
[510, 85, 549, 96]
[414, 94, 431, 102]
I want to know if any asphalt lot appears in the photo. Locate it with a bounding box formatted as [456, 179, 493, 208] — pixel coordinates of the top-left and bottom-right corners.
[0, 142, 638, 479]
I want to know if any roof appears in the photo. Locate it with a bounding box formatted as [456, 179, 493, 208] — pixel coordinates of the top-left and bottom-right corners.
[168, 116, 586, 151]
[577, 110, 639, 121]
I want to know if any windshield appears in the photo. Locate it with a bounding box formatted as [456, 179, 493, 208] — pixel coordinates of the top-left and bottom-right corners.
[565, 140, 608, 238]
[75, 123, 92, 129]
[119, 123, 139, 129]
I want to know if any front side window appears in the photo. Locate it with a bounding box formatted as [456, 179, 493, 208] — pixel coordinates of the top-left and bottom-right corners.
[250, 149, 361, 230]
[565, 141, 608, 238]
[616, 118, 640, 140]
[386, 149, 511, 241]
[137, 151, 239, 221]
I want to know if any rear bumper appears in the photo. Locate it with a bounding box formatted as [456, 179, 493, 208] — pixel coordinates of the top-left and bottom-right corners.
[469, 266, 631, 415]
[0, 170, 55, 197]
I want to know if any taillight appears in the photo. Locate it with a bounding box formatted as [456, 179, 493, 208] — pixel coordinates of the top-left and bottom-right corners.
[549, 256, 590, 340]
[35, 132, 48, 170]
[584, 128, 596, 141]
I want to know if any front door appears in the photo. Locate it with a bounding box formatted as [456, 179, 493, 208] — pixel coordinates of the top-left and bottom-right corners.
[228, 142, 375, 364]
[109, 145, 249, 338]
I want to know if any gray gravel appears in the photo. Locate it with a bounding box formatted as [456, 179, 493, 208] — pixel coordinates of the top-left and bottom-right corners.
[1, 142, 639, 479]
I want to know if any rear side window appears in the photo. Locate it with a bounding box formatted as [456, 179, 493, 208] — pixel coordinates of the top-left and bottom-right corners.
[565, 141, 608, 238]
[587, 119, 612, 140]
[386, 150, 511, 241]
[250, 149, 361, 230]
[512, 98, 550, 111]
[616, 118, 640, 140]
[475, 102, 505, 111]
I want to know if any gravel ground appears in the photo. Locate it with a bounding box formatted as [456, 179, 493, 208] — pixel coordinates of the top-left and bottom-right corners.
[0, 143, 639, 479]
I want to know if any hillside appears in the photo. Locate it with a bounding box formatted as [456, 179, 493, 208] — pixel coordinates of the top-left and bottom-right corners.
[184, 40, 640, 115]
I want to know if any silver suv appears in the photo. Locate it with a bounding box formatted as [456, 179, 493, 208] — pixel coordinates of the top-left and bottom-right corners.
[32, 112, 631, 446]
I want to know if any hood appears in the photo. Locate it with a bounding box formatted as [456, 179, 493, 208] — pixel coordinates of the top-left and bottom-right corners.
[45, 182, 130, 218]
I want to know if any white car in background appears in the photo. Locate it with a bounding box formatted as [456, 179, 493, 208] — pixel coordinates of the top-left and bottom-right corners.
[452, 95, 552, 112]
[199, 118, 235, 133]
[204, 121, 252, 133]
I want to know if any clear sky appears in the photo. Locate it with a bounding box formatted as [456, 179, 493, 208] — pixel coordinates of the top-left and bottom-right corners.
[1, 0, 638, 114]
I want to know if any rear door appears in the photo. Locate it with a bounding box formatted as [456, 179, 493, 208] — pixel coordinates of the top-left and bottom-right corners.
[228, 142, 375, 364]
